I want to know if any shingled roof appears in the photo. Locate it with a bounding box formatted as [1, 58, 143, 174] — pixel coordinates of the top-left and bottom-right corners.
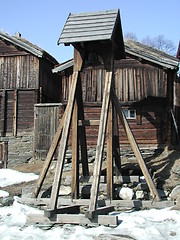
[0, 31, 58, 65]
[58, 9, 125, 60]
[53, 40, 179, 73]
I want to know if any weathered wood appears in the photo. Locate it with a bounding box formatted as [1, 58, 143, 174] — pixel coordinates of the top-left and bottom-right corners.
[78, 119, 100, 126]
[87, 71, 112, 218]
[85, 206, 114, 218]
[1, 90, 6, 137]
[18, 197, 175, 210]
[76, 77, 89, 176]
[49, 71, 79, 211]
[71, 99, 79, 199]
[44, 205, 80, 217]
[33, 114, 65, 198]
[113, 107, 121, 175]
[26, 213, 118, 226]
[106, 100, 113, 200]
[112, 90, 161, 201]
[13, 89, 18, 136]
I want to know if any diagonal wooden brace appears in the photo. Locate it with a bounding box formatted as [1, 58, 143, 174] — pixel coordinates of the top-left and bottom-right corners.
[112, 90, 161, 201]
[86, 71, 113, 219]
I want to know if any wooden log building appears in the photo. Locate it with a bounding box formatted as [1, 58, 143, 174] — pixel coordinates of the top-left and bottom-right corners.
[0, 31, 60, 137]
[53, 39, 179, 148]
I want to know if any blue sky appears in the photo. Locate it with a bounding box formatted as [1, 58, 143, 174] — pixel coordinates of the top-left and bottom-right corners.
[0, 0, 179, 63]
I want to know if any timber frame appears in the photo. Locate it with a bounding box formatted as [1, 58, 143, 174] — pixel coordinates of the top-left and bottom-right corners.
[27, 9, 160, 226]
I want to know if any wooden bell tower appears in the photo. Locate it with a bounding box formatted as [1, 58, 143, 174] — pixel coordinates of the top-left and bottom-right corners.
[29, 9, 160, 226]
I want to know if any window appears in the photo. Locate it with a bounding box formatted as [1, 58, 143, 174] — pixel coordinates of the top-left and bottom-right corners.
[123, 109, 136, 119]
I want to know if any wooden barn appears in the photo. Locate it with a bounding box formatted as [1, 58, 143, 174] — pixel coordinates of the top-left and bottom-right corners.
[0, 31, 60, 137]
[53, 39, 179, 148]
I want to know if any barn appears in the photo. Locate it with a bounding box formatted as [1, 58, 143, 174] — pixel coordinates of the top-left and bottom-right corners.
[53, 39, 179, 148]
[0, 31, 60, 166]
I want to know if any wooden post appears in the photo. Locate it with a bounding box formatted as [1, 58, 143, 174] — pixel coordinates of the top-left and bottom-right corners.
[1, 90, 6, 137]
[49, 71, 79, 211]
[107, 99, 113, 200]
[71, 98, 79, 199]
[113, 107, 121, 175]
[112, 90, 160, 201]
[86, 71, 112, 219]
[76, 77, 89, 176]
[3, 141, 8, 168]
[13, 89, 18, 137]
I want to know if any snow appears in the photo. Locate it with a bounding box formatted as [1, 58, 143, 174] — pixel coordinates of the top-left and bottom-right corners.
[0, 169, 38, 187]
[0, 169, 180, 240]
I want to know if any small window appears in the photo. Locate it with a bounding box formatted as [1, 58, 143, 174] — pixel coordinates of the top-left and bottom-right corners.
[123, 109, 136, 119]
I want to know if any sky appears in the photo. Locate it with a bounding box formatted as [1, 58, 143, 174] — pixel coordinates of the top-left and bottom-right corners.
[0, 0, 179, 63]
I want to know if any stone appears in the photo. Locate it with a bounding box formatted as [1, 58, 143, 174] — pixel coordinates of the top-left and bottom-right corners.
[134, 183, 148, 191]
[118, 187, 134, 200]
[59, 186, 71, 196]
[0, 196, 14, 207]
[169, 185, 180, 201]
[135, 190, 145, 200]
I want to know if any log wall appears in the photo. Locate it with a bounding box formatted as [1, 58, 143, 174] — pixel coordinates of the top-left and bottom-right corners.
[0, 89, 38, 136]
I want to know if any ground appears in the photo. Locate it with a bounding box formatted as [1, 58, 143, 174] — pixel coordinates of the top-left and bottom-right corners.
[1, 147, 180, 199]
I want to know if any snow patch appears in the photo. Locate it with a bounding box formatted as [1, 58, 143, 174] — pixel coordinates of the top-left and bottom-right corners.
[0, 169, 38, 187]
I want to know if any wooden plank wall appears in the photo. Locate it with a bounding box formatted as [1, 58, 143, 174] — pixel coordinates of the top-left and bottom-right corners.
[62, 59, 167, 103]
[0, 55, 39, 89]
[0, 89, 38, 136]
[33, 104, 63, 160]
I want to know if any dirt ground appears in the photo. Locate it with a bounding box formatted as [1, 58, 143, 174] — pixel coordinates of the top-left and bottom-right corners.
[1, 147, 180, 198]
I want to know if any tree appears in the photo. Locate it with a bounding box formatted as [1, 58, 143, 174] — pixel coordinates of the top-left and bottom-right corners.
[142, 35, 176, 55]
[124, 32, 176, 56]
[124, 32, 138, 41]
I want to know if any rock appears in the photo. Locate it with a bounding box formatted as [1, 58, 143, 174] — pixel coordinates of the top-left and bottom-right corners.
[169, 185, 180, 201]
[117, 187, 134, 200]
[134, 183, 148, 191]
[81, 185, 91, 199]
[171, 198, 180, 210]
[59, 186, 71, 196]
[172, 165, 180, 177]
[0, 196, 14, 207]
[135, 190, 144, 200]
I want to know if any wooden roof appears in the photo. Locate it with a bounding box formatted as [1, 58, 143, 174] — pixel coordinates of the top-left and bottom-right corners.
[58, 9, 125, 59]
[53, 40, 179, 73]
[0, 31, 58, 64]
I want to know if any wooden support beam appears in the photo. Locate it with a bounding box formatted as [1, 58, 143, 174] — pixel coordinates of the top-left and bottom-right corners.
[112, 91, 161, 201]
[113, 107, 121, 175]
[106, 100, 113, 200]
[27, 213, 118, 227]
[13, 89, 18, 137]
[18, 197, 174, 210]
[71, 99, 79, 199]
[32, 114, 65, 198]
[76, 77, 89, 176]
[78, 119, 100, 126]
[87, 71, 112, 219]
[49, 71, 79, 211]
[44, 205, 80, 217]
[1, 90, 6, 137]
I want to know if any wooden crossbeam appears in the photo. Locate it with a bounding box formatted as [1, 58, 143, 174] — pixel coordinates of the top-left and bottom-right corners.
[86, 71, 112, 219]
[112, 90, 161, 201]
[27, 213, 118, 227]
[49, 71, 79, 211]
[32, 114, 65, 198]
